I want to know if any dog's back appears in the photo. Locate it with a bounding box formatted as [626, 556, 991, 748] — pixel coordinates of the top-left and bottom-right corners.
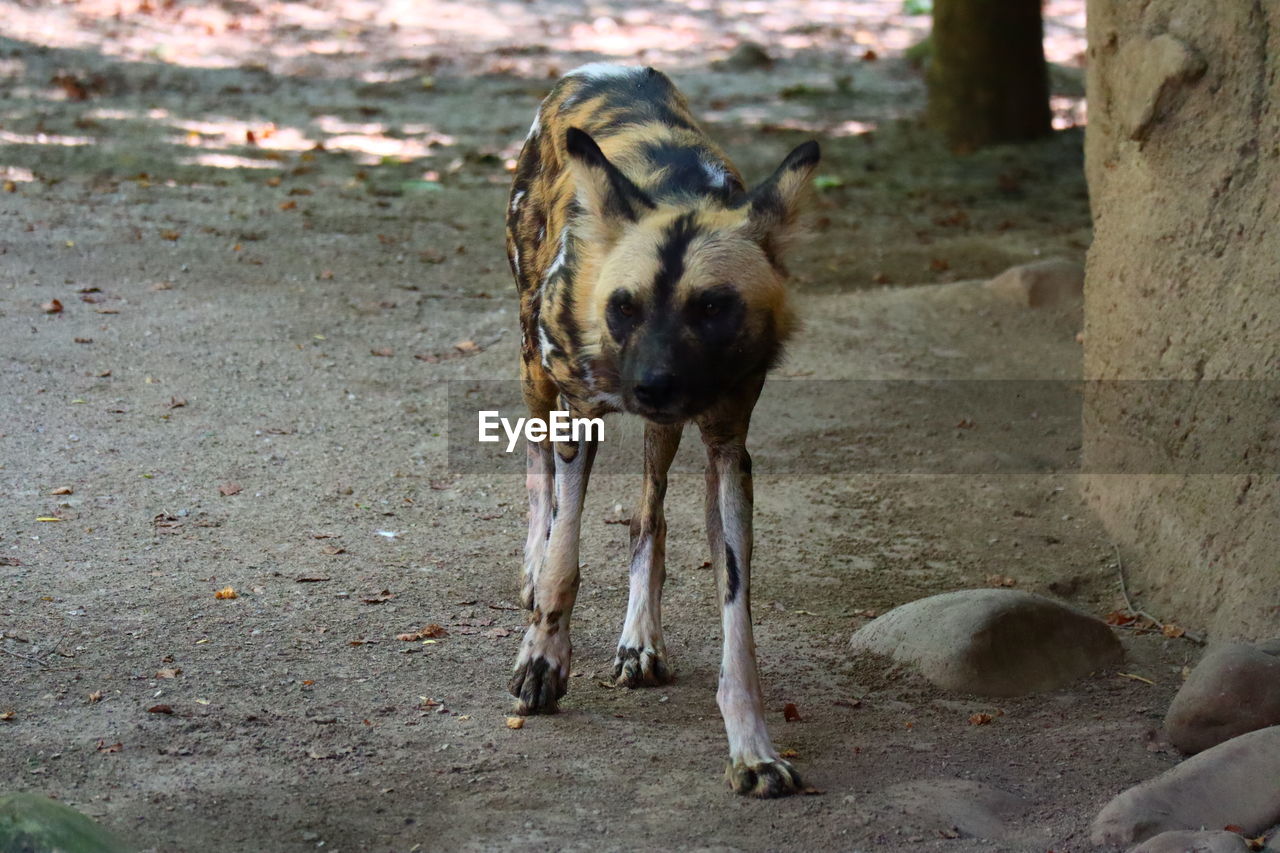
[507, 65, 744, 298]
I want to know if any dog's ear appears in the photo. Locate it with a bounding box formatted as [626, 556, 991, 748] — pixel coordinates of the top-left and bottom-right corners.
[565, 127, 655, 243]
[742, 140, 821, 264]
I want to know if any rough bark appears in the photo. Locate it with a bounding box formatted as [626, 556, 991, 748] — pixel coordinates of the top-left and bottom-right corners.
[926, 0, 1052, 151]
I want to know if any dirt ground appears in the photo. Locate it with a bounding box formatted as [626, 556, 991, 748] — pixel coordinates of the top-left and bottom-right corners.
[1, 2, 1210, 851]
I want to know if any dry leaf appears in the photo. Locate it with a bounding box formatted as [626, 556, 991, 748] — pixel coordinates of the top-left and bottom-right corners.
[74, 337, 93, 344]
[50, 487, 74, 495]
[218, 482, 242, 497]
[279, 200, 297, 211]
[371, 347, 395, 357]
[986, 574, 1017, 588]
[397, 624, 446, 641]
[361, 590, 394, 604]
[1161, 623, 1186, 639]
[453, 339, 479, 354]
[88, 691, 103, 704]
[296, 576, 331, 583]
[151, 281, 173, 291]
[42, 298, 64, 314]
[96, 740, 123, 753]
[155, 667, 182, 678]
[778, 748, 799, 758]
[147, 704, 174, 715]
[321, 545, 346, 556]
[167, 396, 187, 409]
[505, 716, 524, 729]
[160, 230, 181, 241]
[783, 703, 802, 722]
[1105, 610, 1138, 626]
[214, 586, 237, 600]
[0, 710, 14, 721]
[969, 712, 994, 725]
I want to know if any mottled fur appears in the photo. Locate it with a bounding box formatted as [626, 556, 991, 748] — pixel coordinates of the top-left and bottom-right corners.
[504, 64, 819, 798]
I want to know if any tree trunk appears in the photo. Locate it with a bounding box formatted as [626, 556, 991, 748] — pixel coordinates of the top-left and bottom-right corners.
[926, 0, 1052, 151]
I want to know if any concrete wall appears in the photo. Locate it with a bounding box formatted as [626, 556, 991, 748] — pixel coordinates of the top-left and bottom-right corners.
[1083, 0, 1279, 639]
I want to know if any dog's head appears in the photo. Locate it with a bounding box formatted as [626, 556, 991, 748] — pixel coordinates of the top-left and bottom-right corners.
[566, 128, 819, 423]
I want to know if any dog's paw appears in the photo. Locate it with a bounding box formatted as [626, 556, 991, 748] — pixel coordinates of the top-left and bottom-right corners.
[509, 626, 570, 714]
[509, 656, 566, 714]
[724, 757, 804, 798]
[613, 645, 672, 688]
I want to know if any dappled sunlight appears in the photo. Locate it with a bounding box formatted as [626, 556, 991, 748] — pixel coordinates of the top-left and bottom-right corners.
[1, 0, 1085, 76]
[1051, 95, 1088, 131]
[0, 128, 96, 147]
[0, 0, 1088, 187]
[179, 151, 291, 170]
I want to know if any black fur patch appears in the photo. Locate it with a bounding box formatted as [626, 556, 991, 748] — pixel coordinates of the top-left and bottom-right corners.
[641, 141, 739, 202]
[652, 211, 700, 305]
[564, 67, 698, 136]
[724, 544, 740, 604]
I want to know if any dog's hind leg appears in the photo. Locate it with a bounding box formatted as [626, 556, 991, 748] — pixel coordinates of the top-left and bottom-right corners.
[614, 421, 683, 687]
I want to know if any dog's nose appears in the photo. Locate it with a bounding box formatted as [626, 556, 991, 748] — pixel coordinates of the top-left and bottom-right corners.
[633, 372, 675, 407]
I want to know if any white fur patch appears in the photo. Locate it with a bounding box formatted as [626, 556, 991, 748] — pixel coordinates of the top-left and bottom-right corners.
[567, 62, 641, 81]
[526, 113, 541, 140]
[701, 160, 728, 188]
[543, 226, 571, 284]
[510, 189, 525, 215]
[538, 325, 555, 368]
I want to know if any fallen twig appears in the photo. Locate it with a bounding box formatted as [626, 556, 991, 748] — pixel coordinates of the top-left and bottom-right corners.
[1113, 543, 1205, 645]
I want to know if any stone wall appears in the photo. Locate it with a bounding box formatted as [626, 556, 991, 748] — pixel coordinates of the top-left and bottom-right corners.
[1082, 0, 1279, 639]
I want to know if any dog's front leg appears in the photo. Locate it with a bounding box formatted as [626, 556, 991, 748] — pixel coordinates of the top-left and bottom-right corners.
[614, 421, 683, 687]
[700, 412, 802, 798]
[510, 431, 598, 714]
[521, 438, 555, 611]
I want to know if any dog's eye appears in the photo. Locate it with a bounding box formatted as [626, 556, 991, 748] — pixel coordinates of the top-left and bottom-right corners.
[618, 301, 635, 318]
[701, 300, 720, 317]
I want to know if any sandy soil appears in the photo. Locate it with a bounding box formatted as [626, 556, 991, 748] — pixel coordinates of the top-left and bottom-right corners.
[1, 2, 1208, 851]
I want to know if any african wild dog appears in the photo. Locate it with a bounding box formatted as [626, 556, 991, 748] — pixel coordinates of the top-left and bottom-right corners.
[504, 63, 819, 797]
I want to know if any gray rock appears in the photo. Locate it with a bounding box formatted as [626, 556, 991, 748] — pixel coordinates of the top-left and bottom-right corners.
[849, 589, 1122, 697]
[874, 779, 1028, 840]
[1091, 726, 1280, 846]
[0, 792, 134, 853]
[985, 258, 1084, 307]
[712, 42, 773, 71]
[1255, 637, 1280, 657]
[1131, 830, 1251, 853]
[1166, 643, 1280, 754]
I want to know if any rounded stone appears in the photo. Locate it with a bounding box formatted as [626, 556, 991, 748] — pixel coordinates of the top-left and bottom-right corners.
[1091, 726, 1280, 846]
[849, 589, 1123, 697]
[1165, 642, 1280, 754]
